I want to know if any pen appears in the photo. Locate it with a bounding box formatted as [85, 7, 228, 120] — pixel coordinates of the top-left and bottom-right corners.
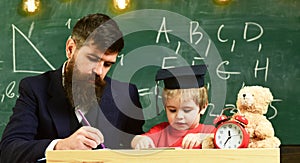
[76, 109, 106, 149]
[77, 109, 91, 126]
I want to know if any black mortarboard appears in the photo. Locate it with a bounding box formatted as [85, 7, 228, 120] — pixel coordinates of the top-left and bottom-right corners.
[154, 65, 207, 115]
[155, 64, 207, 89]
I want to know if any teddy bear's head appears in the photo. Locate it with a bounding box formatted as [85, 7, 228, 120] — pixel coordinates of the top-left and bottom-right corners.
[236, 86, 273, 114]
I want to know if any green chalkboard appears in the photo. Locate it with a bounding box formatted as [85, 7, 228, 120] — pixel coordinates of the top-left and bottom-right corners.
[0, 0, 299, 145]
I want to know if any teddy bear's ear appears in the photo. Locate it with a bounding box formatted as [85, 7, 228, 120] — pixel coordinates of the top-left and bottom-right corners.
[263, 87, 274, 103]
[237, 86, 247, 97]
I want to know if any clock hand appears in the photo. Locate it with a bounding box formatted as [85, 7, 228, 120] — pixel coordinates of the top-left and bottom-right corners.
[223, 130, 232, 146]
[231, 134, 240, 137]
[223, 136, 231, 146]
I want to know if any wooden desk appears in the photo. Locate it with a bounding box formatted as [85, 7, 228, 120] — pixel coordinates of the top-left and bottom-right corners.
[46, 148, 279, 163]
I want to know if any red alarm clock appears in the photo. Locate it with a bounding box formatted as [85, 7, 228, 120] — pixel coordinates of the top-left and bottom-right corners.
[213, 111, 249, 149]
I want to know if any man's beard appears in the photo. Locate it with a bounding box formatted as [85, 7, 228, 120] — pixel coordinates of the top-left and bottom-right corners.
[64, 57, 106, 112]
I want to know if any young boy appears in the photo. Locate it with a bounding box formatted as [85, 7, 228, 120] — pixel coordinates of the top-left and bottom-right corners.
[131, 65, 215, 149]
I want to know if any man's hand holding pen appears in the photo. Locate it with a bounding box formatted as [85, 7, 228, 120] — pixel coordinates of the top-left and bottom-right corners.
[54, 109, 105, 150]
[54, 126, 104, 150]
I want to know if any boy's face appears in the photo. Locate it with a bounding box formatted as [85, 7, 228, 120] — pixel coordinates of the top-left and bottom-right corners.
[165, 97, 201, 130]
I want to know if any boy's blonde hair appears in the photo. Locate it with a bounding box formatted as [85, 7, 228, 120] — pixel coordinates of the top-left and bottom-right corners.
[162, 87, 208, 112]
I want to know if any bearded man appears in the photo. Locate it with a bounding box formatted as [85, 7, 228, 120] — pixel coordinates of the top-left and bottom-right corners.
[0, 13, 145, 163]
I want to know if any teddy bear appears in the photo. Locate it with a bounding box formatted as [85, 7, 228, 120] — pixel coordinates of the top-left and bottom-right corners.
[202, 85, 281, 148]
[236, 85, 281, 148]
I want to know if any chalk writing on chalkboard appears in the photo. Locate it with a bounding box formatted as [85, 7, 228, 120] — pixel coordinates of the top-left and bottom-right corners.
[217, 22, 264, 52]
[0, 81, 17, 104]
[28, 22, 34, 38]
[0, 61, 3, 70]
[65, 18, 72, 29]
[108, 10, 283, 127]
[3, 15, 281, 122]
[12, 24, 55, 74]
[155, 19, 269, 82]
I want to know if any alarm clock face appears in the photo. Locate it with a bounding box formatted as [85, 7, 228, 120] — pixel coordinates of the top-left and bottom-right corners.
[214, 122, 244, 149]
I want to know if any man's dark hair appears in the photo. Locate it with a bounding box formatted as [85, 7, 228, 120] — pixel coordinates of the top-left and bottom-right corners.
[71, 13, 124, 53]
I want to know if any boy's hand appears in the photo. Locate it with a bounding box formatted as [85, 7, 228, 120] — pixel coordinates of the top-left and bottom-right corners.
[182, 133, 202, 149]
[182, 133, 212, 149]
[131, 135, 155, 149]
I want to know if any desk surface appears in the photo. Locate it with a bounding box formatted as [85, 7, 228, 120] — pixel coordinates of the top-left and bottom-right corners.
[46, 148, 280, 163]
